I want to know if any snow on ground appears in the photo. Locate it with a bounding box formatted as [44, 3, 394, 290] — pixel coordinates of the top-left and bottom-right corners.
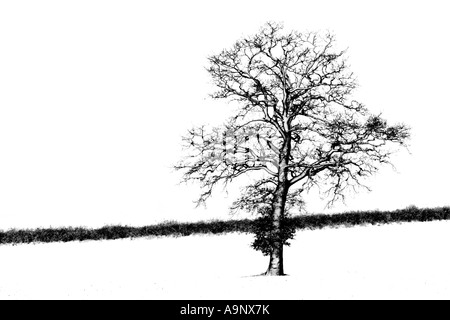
[1, 220, 450, 299]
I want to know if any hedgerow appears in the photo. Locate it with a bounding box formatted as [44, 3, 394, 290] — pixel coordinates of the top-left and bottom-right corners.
[1, 206, 449, 245]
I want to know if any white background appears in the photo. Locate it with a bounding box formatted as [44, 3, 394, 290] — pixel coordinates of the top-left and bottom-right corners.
[1, 0, 449, 230]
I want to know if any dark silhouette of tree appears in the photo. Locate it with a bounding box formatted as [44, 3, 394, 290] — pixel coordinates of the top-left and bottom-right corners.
[175, 23, 410, 276]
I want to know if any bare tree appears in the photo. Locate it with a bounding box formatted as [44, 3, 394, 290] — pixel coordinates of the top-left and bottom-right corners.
[175, 23, 410, 276]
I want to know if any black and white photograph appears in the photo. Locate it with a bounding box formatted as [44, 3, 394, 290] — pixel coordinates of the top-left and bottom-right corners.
[1, 0, 449, 301]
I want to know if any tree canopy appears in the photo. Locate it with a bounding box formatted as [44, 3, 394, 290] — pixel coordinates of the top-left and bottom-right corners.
[176, 22, 410, 212]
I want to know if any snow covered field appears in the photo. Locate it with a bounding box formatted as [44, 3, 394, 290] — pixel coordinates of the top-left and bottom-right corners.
[1, 220, 450, 300]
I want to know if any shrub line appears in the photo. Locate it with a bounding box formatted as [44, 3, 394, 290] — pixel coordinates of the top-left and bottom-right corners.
[1, 206, 449, 245]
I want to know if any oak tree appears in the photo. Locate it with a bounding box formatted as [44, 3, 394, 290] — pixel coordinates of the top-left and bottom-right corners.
[175, 23, 410, 275]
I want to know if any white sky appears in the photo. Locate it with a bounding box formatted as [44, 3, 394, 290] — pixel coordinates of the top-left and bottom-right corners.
[0, 0, 449, 229]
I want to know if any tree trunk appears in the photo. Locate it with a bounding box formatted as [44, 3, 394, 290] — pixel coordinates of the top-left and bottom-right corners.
[264, 182, 288, 276]
[264, 120, 291, 276]
[265, 238, 284, 276]
[264, 150, 289, 276]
